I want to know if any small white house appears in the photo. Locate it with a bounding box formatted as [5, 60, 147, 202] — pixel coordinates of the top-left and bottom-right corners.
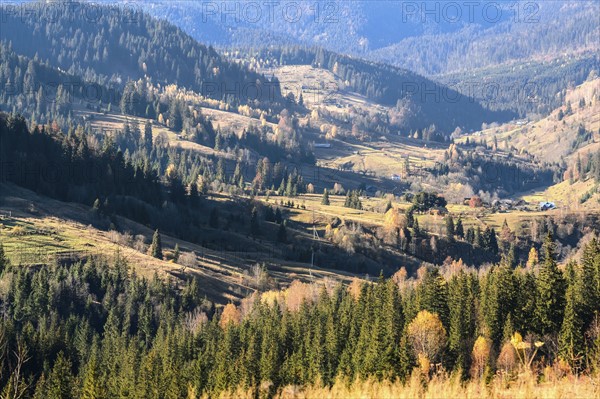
[539, 201, 556, 211]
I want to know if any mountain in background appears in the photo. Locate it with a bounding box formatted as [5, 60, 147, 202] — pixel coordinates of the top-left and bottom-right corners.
[116, 0, 599, 76]
[95, 0, 599, 119]
[1, 1, 512, 135]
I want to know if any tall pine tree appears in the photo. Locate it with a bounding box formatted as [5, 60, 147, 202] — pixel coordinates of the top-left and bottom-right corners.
[536, 233, 566, 335]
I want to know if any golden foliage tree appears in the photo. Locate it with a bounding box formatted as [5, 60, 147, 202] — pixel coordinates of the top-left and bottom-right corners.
[219, 303, 241, 328]
[407, 310, 447, 373]
[497, 342, 517, 374]
[470, 336, 492, 378]
[526, 247, 539, 268]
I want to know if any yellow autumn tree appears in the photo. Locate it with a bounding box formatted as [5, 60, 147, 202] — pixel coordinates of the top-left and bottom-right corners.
[165, 164, 178, 181]
[497, 342, 517, 374]
[407, 310, 447, 374]
[348, 278, 363, 301]
[471, 336, 492, 378]
[526, 247, 539, 268]
[219, 303, 241, 328]
[383, 208, 407, 244]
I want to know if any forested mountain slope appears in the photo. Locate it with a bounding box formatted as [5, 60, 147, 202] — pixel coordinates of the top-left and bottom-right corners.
[248, 46, 514, 135]
[438, 53, 600, 117]
[0, 1, 281, 105]
[115, 0, 599, 76]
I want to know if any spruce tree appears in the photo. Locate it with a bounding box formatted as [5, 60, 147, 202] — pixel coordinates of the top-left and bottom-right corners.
[502, 313, 514, 344]
[455, 218, 464, 239]
[475, 226, 483, 247]
[151, 229, 163, 259]
[559, 284, 584, 366]
[173, 243, 180, 262]
[143, 121, 153, 153]
[46, 352, 74, 399]
[321, 189, 330, 205]
[274, 208, 282, 224]
[406, 209, 414, 228]
[413, 217, 420, 237]
[466, 227, 475, 244]
[580, 239, 600, 328]
[445, 216, 455, 241]
[285, 177, 294, 197]
[0, 241, 9, 274]
[81, 355, 105, 399]
[447, 272, 471, 376]
[536, 233, 566, 334]
[418, 267, 450, 328]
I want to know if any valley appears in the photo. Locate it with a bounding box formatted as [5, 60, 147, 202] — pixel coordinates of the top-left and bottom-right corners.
[0, 1, 599, 398]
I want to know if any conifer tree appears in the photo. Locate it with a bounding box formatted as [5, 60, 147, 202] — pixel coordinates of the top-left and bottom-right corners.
[143, 121, 153, 153]
[455, 218, 464, 239]
[448, 271, 474, 375]
[526, 246, 539, 268]
[321, 189, 330, 205]
[413, 217, 421, 238]
[285, 177, 294, 197]
[536, 233, 566, 334]
[475, 226, 483, 247]
[46, 352, 75, 399]
[579, 239, 600, 328]
[502, 313, 514, 344]
[0, 241, 9, 274]
[465, 227, 475, 244]
[151, 229, 163, 259]
[483, 227, 499, 255]
[445, 215, 455, 241]
[173, 243, 180, 262]
[406, 209, 414, 228]
[559, 283, 584, 366]
[250, 207, 260, 236]
[81, 355, 105, 399]
[189, 181, 199, 205]
[418, 267, 450, 328]
[483, 265, 518, 347]
[278, 178, 286, 196]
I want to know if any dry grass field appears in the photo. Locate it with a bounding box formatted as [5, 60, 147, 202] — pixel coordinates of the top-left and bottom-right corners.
[0, 184, 359, 304]
[215, 372, 600, 399]
[74, 110, 224, 156]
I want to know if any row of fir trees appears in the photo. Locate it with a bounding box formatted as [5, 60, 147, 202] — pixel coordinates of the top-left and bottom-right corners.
[0, 232, 599, 398]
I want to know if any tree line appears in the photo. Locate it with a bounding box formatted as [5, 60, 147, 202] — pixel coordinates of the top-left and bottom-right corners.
[0, 233, 598, 397]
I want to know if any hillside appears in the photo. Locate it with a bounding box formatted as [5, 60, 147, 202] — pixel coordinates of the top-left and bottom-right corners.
[456, 78, 600, 208]
[121, 0, 599, 76]
[1, 2, 600, 399]
[111, 0, 599, 120]
[250, 47, 513, 136]
[458, 78, 600, 164]
[438, 52, 599, 116]
[0, 183, 366, 304]
[1, 1, 281, 105]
